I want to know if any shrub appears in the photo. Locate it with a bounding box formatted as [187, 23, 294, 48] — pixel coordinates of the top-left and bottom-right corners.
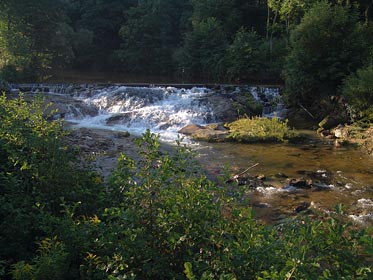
[0, 93, 104, 276]
[11, 237, 69, 280]
[226, 116, 298, 142]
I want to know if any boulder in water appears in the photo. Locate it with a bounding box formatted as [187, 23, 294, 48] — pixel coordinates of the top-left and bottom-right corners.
[294, 201, 311, 213]
[289, 178, 312, 189]
[106, 113, 132, 125]
[178, 124, 205, 135]
[332, 125, 348, 139]
[179, 123, 229, 142]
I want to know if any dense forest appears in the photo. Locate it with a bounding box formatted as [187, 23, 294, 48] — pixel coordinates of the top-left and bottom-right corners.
[1, 0, 373, 120]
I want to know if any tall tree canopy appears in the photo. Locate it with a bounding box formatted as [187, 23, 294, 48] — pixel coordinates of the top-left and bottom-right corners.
[0, 0, 76, 80]
[283, 1, 370, 106]
[0, 0, 371, 91]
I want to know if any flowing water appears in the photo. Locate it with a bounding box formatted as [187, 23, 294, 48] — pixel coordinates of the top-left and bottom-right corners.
[12, 84, 373, 225]
[196, 138, 373, 224]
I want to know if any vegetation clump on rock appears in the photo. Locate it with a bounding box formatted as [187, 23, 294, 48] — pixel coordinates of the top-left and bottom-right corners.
[226, 117, 299, 143]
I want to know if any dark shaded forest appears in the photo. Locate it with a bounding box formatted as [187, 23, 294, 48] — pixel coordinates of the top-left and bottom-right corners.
[1, 0, 373, 119]
[0, 1, 371, 81]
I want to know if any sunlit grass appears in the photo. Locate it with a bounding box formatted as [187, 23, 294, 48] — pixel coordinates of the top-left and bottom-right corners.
[226, 116, 298, 143]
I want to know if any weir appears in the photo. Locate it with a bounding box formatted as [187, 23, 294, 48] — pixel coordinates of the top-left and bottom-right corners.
[9, 83, 285, 142]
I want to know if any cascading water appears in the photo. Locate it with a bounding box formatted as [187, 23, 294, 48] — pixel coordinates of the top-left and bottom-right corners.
[10, 83, 286, 141]
[66, 86, 216, 142]
[7, 83, 373, 225]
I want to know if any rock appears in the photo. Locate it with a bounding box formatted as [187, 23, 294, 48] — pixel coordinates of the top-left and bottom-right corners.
[205, 123, 228, 131]
[256, 174, 266, 180]
[332, 125, 347, 139]
[252, 202, 271, 208]
[178, 124, 205, 135]
[281, 185, 298, 192]
[312, 183, 334, 191]
[294, 202, 311, 213]
[289, 178, 312, 189]
[179, 123, 229, 142]
[274, 172, 288, 178]
[106, 113, 131, 125]
[320, 129, 335, 139]
[192, 128, 229, 142]
[116, 131, 130, 138]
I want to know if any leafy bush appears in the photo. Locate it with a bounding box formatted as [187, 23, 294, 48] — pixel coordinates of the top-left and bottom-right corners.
[76, 130, 372, 279]
[11, 237, 69, 280]
[0, 94, 104, 275]
[226, 116, 298, 142]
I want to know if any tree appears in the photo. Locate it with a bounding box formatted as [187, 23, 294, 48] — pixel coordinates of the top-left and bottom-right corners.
[115, 0, 190, 75]
[342, 65, 373, 122]
[225, 28, 263, 82]
[283, 1, 368, 109]
[0, 0, 76, 80]
[176, 17, 228, 82]
[71, 0, 134, 70]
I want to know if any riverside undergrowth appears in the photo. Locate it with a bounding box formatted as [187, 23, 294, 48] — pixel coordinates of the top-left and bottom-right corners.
[1, 94, 372, 279]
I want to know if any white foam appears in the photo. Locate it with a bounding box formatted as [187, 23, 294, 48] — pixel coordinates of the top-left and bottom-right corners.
[66, 86, 214, 142]
[349, 213, 373, 224]
[357, 198, 373, 208]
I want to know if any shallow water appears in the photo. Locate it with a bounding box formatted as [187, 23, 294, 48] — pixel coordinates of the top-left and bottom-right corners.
[195, 132, 373, 225]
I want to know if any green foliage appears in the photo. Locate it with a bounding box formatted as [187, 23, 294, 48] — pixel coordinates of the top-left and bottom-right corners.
[11, 237, 69, 280]
[0, 65, 20, 83]
[0, 94, 104, 275]
[267, 0, 316, 36]
[0, 96, 372, 279]
[283, 1, 369, 107]
[176, 17, 228, 82]
[73, 0, 136, 70]
[0, 0, 77, 80]
[342, 65, 373, 122]
[115, 0, 190, 75]
[0, 0, 372, 84]
[225, 28, 263, 82]
[226, 117, 298, 143]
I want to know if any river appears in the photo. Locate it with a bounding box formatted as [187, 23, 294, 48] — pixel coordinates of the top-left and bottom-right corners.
[196, 134, 373, 225]
[10, 83, 373, 226]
